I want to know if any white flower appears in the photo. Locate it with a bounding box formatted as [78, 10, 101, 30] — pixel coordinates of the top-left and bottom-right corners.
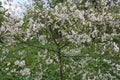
[70, 5, 76, 11]
[11, 69, 16, 72]
[5, 68, 9, 71]
[20, 68, 31, 76]
[102, 33, 111, 42]
[55, 13, 68, 19]
[88, 13, 96, 21]
[19, 60, 26, 67]
[113, 42, 119, 52]
[103, 59, 111, 64]
[14, 60, 20, 66]
[14, 60, 26, 67]
[74, 10, 85, 21]
[85, 1, 90, 7]
[116, 64, 120, 70]
[7, 62, 11, 66]
[71, 30, 76, 35]
[91, 28, 99, 38]
[46, 58, 53, 64]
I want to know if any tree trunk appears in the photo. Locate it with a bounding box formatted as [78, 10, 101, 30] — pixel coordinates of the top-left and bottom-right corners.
[57, 48, 63, 80]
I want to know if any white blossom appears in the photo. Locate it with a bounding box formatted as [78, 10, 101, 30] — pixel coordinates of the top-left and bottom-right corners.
[20, 68, 31, 76]
[116, 64, 120, 70]
[113, 42, 119, 52]
[14, 60, 26, 67]
[46, 57, 53, 65]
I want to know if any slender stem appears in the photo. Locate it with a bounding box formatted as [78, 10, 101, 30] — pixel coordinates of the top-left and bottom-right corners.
[47, 25, 63, 80]
[57, 48, 63, 80]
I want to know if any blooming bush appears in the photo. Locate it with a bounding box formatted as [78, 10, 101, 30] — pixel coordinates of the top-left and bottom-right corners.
[0, 0, 120, 80]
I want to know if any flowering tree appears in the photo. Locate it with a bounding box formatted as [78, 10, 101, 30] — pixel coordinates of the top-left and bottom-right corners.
[0, 0, 120, 80]
[0, 1, 5, 43]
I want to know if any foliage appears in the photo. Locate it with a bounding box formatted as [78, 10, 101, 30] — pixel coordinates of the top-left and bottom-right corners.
[0, 2, 4, 27]
[0, 0, 120, 80]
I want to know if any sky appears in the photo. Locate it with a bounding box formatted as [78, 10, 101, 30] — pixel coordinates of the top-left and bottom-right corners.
[1, 0, 118, 17]
[0, 0, 33, 17]
[0, 0, 49, 17]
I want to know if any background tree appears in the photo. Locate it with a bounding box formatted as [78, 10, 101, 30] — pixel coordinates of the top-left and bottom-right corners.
[0, 1, 5, 43]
